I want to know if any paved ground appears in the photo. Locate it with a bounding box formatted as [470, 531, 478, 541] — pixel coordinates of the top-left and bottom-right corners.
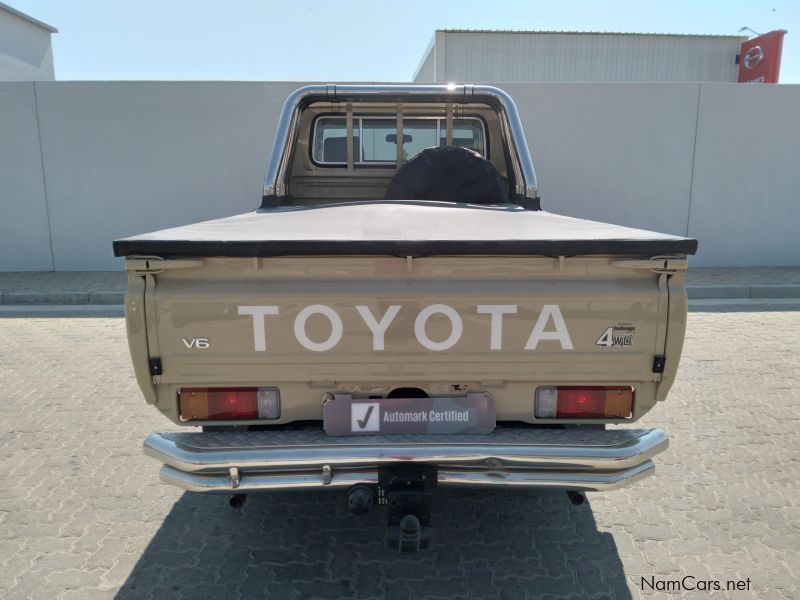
[0, 306, 798, 599]
[1, 267, 800, 304]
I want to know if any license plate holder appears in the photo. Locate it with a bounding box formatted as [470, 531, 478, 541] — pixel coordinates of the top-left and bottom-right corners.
[323, 393, 495, 436]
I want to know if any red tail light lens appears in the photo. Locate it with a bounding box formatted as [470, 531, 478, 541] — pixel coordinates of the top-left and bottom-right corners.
[556, 388, 606, 417]
[179, 387, 280, 421]
[535, 386, 633, 419]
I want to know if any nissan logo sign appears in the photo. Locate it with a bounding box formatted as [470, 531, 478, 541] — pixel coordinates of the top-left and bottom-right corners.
[744, 45, 764, 69]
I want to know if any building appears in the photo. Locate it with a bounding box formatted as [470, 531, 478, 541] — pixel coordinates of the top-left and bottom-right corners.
[414, 30, 746, 83]
[0, 2, 57, 81]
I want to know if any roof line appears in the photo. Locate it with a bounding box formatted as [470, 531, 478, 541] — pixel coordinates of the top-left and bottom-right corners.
[0, 1, 58, 33]
[436, 29, 745, 39]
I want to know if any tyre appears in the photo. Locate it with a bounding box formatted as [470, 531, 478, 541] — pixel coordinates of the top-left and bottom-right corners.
[385, 146, 508, 205]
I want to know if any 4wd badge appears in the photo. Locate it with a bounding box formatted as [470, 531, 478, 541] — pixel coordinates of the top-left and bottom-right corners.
[596, 324, 635, 348]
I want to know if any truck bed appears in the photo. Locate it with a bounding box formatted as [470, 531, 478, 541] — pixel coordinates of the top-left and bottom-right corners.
[113, 201, 697, 257]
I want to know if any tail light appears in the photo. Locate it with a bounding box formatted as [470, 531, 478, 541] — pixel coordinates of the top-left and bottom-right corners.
[179, 387, 280, 421]
[535, 386, 633, 419]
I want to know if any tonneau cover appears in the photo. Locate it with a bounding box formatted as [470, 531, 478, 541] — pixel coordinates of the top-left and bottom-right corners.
[113, 201, 697, 257]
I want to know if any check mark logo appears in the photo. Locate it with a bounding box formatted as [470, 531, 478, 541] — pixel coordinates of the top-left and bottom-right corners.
[357, 405, 374, 429]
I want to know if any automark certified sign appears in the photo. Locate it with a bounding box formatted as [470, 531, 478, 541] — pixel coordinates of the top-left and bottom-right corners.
[324, 393, 496, 436]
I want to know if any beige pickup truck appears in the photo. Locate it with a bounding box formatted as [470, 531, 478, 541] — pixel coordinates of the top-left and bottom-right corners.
[114, 84, 697, 551]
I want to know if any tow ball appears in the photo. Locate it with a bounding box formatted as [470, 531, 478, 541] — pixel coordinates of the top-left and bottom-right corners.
[382, 464, 436, 553]
[346, 464, 437, 553]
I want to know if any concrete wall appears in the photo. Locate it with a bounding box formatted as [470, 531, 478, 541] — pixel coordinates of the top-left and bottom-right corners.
[0, 9, 55, 81]
[0, 81, 798, 270]
[33, 81, 300, 271]
[0, 83, 53, 270]
[688, 84, 800, 266]
[502, 83, 700, 237]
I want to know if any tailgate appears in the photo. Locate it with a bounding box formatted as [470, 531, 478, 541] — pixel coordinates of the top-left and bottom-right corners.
[124, 254, 687, 423]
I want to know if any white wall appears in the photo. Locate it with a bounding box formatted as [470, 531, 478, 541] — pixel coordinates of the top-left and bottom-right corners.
[0, 81, 798, 270]
[688, 84, 800, 266]
[0, 83, 53, 270]
[503, 83, 700, 237]
[33, 81, 299, 271]
[0, 9, 55, 81]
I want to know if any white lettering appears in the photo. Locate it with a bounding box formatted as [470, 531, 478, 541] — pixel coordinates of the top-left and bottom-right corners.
[355, 305, 401, 350]
[384, 410, 428, 423]
[239, 303, 574, 353]
[181, 337, 210, 349]
[294, 304, 343, 352]
[414, 304, 463, 351]
[525, 304, 574, 350]
[596, 327, 614, 347]
[238, 305, 279, 351]
[476, 304, 517, 350]
[429, 410, 469, 422]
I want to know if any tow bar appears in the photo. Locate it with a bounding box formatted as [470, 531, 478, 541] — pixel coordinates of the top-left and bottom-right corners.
[347, 464, 437, 553]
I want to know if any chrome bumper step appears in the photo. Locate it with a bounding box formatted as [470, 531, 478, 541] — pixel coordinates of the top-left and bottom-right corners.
[144, 427, 668, 493]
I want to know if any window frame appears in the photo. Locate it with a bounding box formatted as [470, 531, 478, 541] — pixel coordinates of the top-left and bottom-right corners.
[310, 114, 488, 167]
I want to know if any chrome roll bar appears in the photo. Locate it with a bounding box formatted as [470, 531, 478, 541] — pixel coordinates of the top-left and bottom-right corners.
[262, 84, 539, 203]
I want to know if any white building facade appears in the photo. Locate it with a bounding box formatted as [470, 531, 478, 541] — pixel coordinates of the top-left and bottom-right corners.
[0, 2, 57, 81]
[414, 30, 745, 83]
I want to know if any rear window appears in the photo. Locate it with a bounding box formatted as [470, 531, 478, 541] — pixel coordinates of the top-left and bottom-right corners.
[312, 116, 486, 165]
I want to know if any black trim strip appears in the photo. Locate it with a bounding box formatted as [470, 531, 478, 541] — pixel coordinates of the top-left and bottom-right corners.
[113, 238, 697, 258]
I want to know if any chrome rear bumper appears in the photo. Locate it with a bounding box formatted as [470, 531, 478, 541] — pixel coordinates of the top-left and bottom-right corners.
[144, 427, 668, 493]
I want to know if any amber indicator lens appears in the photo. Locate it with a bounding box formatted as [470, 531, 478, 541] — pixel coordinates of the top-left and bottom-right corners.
[535, 386, 633, 419]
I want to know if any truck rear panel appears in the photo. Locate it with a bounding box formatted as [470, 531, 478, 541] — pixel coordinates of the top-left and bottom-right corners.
[125, 252, 688, 427]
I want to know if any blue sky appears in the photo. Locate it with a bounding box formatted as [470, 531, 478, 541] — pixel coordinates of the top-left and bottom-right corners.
[11, 0, 800, 83]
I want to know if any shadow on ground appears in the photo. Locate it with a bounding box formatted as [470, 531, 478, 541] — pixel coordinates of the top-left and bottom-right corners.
[117, 489, 630, 600]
